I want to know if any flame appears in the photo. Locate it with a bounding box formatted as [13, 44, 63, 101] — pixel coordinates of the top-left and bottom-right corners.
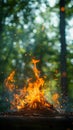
[5, 59, 59, 110]
[52, 93, 59, 107]
[4, 71, 15, 92]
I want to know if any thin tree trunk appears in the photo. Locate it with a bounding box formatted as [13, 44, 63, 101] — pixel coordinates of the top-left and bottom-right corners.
[0, 0, 3, 43]
[0, 1, 5, 82]
[59, 0, 68, 108]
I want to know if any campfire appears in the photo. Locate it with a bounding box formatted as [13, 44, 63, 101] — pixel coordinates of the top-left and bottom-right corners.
[0, 59, 73, 130]
[4, 59, 59, 115]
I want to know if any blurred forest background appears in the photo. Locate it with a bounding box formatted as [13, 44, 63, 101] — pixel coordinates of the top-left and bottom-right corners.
[0, 0, 73, 112]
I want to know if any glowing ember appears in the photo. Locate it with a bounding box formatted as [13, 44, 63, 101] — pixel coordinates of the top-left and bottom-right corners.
[4, 59, 59, 111]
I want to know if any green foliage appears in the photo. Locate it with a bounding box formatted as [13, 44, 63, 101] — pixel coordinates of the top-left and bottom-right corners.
[0, 0, 73, 112]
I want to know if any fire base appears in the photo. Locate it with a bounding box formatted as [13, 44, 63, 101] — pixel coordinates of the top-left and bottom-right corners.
[0, 109, 73, 130]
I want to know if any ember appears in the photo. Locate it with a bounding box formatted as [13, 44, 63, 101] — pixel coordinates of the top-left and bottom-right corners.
[4, 59, 59, 112]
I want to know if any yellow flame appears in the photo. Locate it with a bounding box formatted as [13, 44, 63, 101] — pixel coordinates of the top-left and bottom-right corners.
[5, 59, 59, 110]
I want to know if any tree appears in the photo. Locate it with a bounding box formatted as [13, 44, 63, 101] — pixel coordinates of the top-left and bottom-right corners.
[59, 0, 68, 108]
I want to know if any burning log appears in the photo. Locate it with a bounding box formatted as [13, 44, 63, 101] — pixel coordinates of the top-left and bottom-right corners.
[0, 100, 58, 117]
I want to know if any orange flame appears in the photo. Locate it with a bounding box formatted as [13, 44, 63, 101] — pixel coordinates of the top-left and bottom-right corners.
[5, 59, 59, 110]
[52, 93, 59, 107]
[4, 71, 15, 92]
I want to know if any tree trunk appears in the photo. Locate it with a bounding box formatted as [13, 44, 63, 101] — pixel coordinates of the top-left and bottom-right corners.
[0, 0, 3, 44]
[59, 0, 68, 108]
[0, 1, 5, 82]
